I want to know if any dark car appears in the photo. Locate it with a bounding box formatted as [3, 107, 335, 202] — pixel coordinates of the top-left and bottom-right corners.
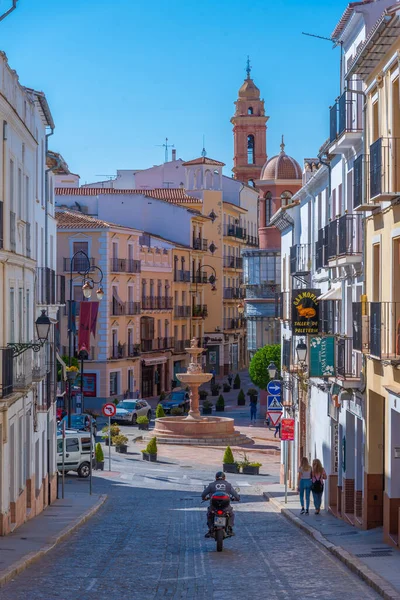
[59, 414, 97, 436]
[161, 390, 190, 414]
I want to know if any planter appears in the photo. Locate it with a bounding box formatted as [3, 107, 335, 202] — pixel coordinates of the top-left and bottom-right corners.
[242, 465, 260, 475]
[237, 399, 246, 406]
[142, 452, 157, 462]
[104, 438, 112, 446]
[202, 408, 212, 415]
[223, 463, 239, 474]
[117, 445, 128, 454]
[215, 406, 224, 412]
[66, 370, 78, 384]
[96, 461, 104, 471]
[138, 423, 149, 430]
[223, 386, 231, 393]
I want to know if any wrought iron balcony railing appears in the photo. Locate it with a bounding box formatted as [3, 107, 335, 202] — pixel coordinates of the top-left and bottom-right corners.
[141, 296, 173, 310]
[369, 137, 400, 202]
[174, 269, 191, 282]
[192, 237, 208, 251]
[110, 258, 141, 273]
[329, 91, 362, 143]
[289, 244, 311, 275]
[174, 339, 191, 353]
[223, 256, 243, 269]
[174, 305, 191, 318]
[359, 301, 400, 361]
[192, 305, 208, 318]
[63, 256, 96, 272]
[224, 225, 246, 240]
[326, 214, 362, 262]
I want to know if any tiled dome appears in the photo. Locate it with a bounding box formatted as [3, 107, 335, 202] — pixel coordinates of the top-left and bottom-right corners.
[261, 139, 302, 181]
[238, 78, 260, 100]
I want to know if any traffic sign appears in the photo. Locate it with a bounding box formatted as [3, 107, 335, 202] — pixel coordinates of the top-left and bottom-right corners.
[267, 411, 282, 426]
[281, 418, 295, 441]
[102, 403, 117, 418]
[267, 396, 282, 410]
[267, 380, 282, 395]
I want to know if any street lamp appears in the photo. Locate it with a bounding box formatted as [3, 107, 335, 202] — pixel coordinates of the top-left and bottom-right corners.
[8, 310, 51, 357]
[35, 309, 51, 342]
[296, 338, 308, 365]
[268, 362, 277, 380]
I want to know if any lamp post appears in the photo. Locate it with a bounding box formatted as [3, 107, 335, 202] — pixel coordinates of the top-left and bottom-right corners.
[7, 309, 51, 357]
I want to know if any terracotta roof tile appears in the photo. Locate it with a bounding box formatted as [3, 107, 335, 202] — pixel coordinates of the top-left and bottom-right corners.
[181, 157, 225, 167]
[55, 208, 128, 230]
[55, 187, 201, 204]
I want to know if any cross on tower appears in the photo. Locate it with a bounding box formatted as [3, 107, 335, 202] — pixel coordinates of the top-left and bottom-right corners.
[246, 55, 252, 79]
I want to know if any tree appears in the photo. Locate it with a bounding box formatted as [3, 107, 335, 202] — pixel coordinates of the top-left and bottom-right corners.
[249, 344, 281, 390]
[156, 404, 165, 418]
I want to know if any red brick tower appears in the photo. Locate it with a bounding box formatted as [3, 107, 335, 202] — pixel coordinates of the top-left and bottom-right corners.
[231, 58, 268, 186]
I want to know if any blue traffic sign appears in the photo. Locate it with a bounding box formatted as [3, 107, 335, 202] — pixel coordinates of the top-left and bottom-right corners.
[267, 395, 282, 410]
[267, 380, 282, 395]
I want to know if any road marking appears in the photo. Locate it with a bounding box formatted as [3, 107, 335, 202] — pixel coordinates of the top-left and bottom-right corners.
[86, 579, 97, 591]
[237, 481, 251, 486]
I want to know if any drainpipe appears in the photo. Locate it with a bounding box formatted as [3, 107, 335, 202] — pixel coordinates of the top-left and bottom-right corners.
[44, 127, 55, 270]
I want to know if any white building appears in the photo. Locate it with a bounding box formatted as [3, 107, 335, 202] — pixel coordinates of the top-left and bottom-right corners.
[0, 52, 60, 535]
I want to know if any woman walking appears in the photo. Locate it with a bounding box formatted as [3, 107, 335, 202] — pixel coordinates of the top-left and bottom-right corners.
[311, 458, 327, 514]
[249, 396, 257, 425]
[297, 457, 312, 515]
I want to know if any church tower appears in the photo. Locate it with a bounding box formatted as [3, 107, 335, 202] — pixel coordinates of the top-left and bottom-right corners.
[231, 58, 268, 185]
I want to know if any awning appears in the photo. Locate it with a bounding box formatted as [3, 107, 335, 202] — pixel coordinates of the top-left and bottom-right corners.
[142, 356, 167, 366]
[317, 284, 341, 301]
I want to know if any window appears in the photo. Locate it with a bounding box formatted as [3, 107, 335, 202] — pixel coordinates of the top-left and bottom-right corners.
[9, 159, 14, 210]
[81, 437, 91, 453]
[248, 179, 255, 187]
[25, 176, 30, 222]
[128, 370, 134, 393]
[18, 288, 23, 342]
[247, 135, 255, 165]
[9, 288, 15, 343]
[66, 438, 79, 453]
[110, 372, 118, 396]
[18, 168, 22, 219]
[248, 107, 253, 115]
[265, 192, 272, 225]
[281, 191, 292, 208]
[26, 289, 30, 341]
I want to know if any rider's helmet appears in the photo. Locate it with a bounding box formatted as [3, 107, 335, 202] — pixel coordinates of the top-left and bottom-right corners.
[215, 471, 226, 480]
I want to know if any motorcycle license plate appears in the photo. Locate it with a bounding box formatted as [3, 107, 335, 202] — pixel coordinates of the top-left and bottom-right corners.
[214, 516, 227, 527]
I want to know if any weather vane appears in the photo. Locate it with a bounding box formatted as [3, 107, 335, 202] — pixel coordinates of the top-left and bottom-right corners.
[246, 55, 252, 79]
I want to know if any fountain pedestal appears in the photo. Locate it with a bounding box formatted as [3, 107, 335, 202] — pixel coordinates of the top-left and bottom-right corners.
[152, 339, 251, 446]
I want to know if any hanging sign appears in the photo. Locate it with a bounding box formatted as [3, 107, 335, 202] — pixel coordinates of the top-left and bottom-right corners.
[309, 336, 335, 377]
[292, 289, 320, 335]
[281, 418, 295, 441]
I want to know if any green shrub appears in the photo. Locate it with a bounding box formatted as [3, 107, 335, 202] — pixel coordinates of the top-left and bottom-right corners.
[248, 462, 262, 467]
[137, 415, 149, 424]
[159, 391, 166, 402]
[223, 446, 235, 464]
[155, 404, 165, 418]
[171, 407, 183, 416]
[113, 434, 128, 447]
[202, 399, 213, 409]
[237, 389, 246, 405]
[95, 443, 104, 463]
[249, 343, 281, 390]
[216, 394, 225, 409]
[142, 437, 157, 455]
[233, 374, 241, 389]
[199, 390, 209, 400]
[211, 384, 221, 396]
[102, 424, 120, 438]
[223, 383, 231, 392]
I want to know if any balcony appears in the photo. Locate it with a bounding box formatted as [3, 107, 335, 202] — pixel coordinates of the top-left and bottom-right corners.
[174, 269, 191, 283]
[0, 347, 13, 397]
[192, 272, 208, 284]
[125, 302, 141, 315]
[32, 346, 47, 381]
[110, 300, 125, 316]
[174, 339, 190, 353]
[141, 296, 173, 310]
[140, 337, 174, 352]
[289, 244, 311, 275]
[174, 305, 191, 318]
[329, 91, 362, 151]
[223, 287, 245, 300]
[63, 256, 96, 272]
[246, 234, 259, 247]
[224, 318, 245, 330]
[330, 337, 361, 388]
[319, 300, 340, 335]
[13, 351, 33, 390]
[109, 344, 126, 359]
[36, 267, 65, 305]
[110, 258, 141, 273]
[369, 137, 400, 203]
[353, 154, 380, 212]
[361, 301, 400, 362]
[315, 228, 326, 271]
[223, 256, 243, 270]
[127, 343, 141, 357]
[326, 214, 362, 265]
[223, 225, 246, 240]
[193, 305, 208, 318]
[192, 237, 208, 251]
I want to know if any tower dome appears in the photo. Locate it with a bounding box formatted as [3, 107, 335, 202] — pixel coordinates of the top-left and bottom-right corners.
[238, 78, 260, 100]
[260, 137, 302, 181]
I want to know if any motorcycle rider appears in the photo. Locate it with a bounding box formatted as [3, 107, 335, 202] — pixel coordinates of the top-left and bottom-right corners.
[202, 471, 240, 537]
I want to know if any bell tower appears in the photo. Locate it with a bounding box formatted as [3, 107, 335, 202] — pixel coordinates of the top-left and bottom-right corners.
[231, 58, 268, 185]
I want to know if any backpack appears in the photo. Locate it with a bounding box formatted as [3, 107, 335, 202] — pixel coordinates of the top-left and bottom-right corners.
[311, 479, 324, 494]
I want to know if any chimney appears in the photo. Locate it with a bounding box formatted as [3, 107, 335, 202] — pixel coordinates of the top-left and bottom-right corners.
[172, 149, 176, 161]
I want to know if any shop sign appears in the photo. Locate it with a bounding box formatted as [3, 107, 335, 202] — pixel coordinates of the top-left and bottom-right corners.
[82, 374, 96, 397]
[309, 336, 335, 377]
[281, 418, 295, 441]
[291, 289, 320, 335]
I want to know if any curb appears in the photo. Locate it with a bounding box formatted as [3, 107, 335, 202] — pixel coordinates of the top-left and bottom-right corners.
[263, 492, 400, 600]
[0, 494, 107, 588]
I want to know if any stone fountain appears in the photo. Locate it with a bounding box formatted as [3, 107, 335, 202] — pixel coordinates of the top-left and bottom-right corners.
[153, 338, 250, 445]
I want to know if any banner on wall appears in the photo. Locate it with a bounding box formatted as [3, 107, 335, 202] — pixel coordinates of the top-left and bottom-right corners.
[309, 336, 335, 377]
[291, 289, 320, 335]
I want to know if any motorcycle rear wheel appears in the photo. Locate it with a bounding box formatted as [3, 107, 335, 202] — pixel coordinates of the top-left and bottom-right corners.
[216, 529, 224, 552]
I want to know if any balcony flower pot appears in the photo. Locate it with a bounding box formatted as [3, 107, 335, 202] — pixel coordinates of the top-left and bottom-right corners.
[66, 368, 79, 384]
[223, 463, 239, 474]
[142, 437, 157, 462]
[142, 451, 157, 462]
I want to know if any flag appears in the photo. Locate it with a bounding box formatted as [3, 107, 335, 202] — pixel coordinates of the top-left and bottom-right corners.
[78, 302, 99, 353]
[68, 300, 77, 334]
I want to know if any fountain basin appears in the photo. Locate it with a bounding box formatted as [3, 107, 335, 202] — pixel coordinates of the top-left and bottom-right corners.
[152, 416, 252, 446]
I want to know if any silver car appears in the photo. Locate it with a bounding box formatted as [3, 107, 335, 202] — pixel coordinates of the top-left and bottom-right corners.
[113, 399, 152, 426]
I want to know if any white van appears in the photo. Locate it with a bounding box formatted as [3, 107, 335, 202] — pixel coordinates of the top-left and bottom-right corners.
[57, 430, 95, 478]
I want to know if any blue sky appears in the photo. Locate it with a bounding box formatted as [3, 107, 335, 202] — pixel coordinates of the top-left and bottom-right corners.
[0, 0, 346, 182]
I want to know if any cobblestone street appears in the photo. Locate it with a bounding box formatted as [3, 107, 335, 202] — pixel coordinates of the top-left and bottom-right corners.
[0, 450, 380, 600]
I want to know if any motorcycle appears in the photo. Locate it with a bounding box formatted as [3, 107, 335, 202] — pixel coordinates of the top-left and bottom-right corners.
[203, 489, 240, 552]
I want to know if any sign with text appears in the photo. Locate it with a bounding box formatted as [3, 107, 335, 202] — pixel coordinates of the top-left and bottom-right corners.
[281, 418, 295, 441]
[309, 336, 335, 377]
[291, 289, 320, 335]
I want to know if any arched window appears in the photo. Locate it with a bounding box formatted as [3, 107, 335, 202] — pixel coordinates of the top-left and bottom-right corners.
[248, 179, 255, 187]
[247, 135, 255, 165]
[265, 192, 272, 225]
[248, 107, 253, 115]
[281, 191, 293, 207]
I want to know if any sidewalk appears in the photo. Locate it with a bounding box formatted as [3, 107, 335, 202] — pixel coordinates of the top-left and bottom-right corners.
[264, 483, 400, 600]
[0, 485, 106, 588]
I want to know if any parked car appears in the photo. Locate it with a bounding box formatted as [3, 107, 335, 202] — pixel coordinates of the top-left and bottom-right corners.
[112, 399, 152, 426]
[57, 430, 95, 478]
[59, 414, 97, 436]
[161, 390, 190, 414]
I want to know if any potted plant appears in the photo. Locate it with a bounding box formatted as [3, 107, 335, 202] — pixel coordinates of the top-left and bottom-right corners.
[95, 442, 104, 470]
[233, 373, 241, 389]
[113, 434, 128, 454]
[142, 437, 157, 462]
[66, 365, 79, 384]
[223, 382, 231, 393]
[239, 452, 262, 475]
[102, 424, 120, 446]
[247, 388, 258, 402]
[199, 389, 209, 400]
[137, 415, 149, 430]
[202, 399, 213, 415]
[171, 407, 183, 416]
[211, 383, 221, 397]
[155, 403, 165, 418]
[237, 389, 246, 406]
[223, 446, 239, 474]
[215, 394, 225, 412]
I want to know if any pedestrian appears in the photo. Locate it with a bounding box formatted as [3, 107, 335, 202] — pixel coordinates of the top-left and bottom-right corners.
[211, 367, 216, 386]
[135, 389, 140, 399]
[297, 456, 312, 515]
[228, 372, 233, 387]
[311, 458, 327, 515]
[250, 396, 257, 426]
[274, 422, 281, 438]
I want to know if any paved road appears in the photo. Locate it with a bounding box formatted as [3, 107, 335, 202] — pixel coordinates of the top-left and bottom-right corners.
[0, 452, 380, 600]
